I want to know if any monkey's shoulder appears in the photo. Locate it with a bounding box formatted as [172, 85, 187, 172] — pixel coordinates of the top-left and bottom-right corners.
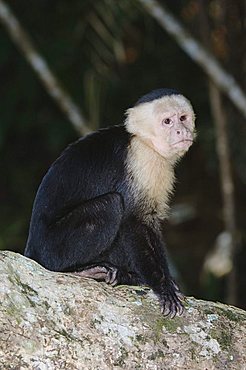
[35, 125, 130, 207]
[57, 125, 130, 167]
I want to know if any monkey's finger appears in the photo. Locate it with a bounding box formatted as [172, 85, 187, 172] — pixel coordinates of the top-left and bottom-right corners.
[169, 302, 178, 319]
[161, 301, 172, 317]
[176, 292, 185, 302]
[177, 302, 184, 316]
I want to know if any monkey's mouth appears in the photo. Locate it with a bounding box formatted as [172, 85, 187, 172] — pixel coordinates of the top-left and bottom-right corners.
[172, 139, 193, 147]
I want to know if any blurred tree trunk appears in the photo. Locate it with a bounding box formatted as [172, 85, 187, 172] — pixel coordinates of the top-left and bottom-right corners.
[140, 0, 241, 304]
[0, 0, 90, 136]
[139, 0, 246, 119]
[199, 0, 238, 305]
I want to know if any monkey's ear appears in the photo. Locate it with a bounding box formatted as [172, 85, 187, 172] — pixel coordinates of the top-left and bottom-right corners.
[125, 107, 134, 118]
[124, 108, 134, 128]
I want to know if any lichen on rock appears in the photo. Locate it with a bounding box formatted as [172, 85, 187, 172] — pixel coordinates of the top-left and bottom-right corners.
[0, 251, 245, 369]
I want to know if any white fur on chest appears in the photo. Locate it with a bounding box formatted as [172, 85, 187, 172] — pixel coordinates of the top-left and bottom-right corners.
[126, 137, 175, 220]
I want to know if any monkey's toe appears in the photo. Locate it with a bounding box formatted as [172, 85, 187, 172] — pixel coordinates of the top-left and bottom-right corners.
[105, 267, 118, 286]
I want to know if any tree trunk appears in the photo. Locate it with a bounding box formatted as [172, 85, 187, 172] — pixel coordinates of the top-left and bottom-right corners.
[0, 0, 90, 135]
[138, 0, 246, 119]
[198, 0, 238, 305]
[209, 83, 237, 304]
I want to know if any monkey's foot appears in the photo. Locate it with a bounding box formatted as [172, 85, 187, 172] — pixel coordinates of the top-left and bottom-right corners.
[73, 265, 118, 286]
[159, 280, 185, 318]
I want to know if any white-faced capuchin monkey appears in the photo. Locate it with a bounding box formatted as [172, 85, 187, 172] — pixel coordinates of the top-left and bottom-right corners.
[25, 88, 196, 318]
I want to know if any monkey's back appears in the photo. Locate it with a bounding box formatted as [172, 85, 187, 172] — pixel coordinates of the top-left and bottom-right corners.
[25, 125, 130, 260]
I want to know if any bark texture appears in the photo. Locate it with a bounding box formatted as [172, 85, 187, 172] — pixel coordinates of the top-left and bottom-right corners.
[0, 251, 245, 370]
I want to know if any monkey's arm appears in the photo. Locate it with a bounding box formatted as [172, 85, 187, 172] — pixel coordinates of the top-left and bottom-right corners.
[147, 230, 184, 317]
[25, 192, 124, 272]
[124, 223, 184, 317]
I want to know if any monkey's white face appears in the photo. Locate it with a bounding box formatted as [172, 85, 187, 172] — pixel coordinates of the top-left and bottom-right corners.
[126, 94, 196, 161]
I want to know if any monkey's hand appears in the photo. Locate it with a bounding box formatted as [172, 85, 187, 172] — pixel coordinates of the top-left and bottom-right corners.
[159, 280, 185, 318]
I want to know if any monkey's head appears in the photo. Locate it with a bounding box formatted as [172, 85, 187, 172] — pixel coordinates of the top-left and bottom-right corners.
[126, 88, 196, 161]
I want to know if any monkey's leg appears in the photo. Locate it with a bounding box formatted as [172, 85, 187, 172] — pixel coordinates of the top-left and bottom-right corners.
[28, 192, 124, 272]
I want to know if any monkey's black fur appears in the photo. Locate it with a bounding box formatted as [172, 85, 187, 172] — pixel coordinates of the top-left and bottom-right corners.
[25, 90, 185, 317]
[135, 88, 180, 106]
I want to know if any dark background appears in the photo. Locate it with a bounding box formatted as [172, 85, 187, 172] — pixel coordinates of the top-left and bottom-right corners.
[0, 0, 245, 309]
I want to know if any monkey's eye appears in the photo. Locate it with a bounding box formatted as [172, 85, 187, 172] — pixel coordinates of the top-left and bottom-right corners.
[162, 118, 171, 125]
[180, 115, 187, 122]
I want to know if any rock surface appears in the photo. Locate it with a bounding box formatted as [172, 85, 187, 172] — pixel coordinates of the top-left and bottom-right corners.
[0, 251, 245, 370]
